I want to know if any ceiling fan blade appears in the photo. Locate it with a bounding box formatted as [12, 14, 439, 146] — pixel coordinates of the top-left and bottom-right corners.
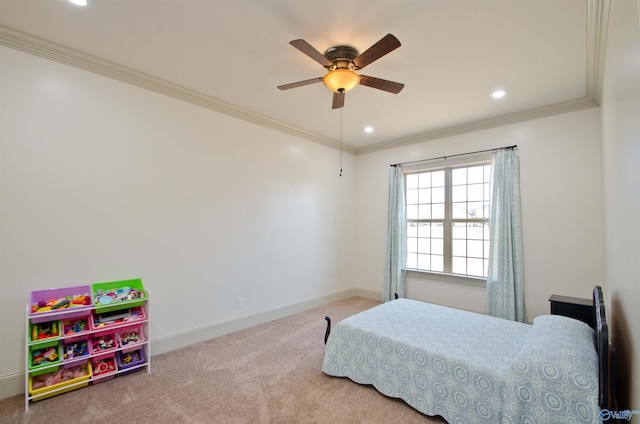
[290, 39, 333, 67]
[353, 34, 401, 69]
[359, 75, 405, 94]
[332, 91, 345, 109]
[277, 77, 323, 90]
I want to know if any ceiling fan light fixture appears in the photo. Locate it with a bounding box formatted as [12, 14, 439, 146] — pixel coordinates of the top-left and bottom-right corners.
[322, 69, 360, 93]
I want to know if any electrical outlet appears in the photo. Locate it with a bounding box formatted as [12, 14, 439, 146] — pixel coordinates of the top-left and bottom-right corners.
[236, 297, 243, 309]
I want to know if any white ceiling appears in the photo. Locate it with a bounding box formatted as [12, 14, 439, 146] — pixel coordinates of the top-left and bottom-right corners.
[0, 0, 607, 153]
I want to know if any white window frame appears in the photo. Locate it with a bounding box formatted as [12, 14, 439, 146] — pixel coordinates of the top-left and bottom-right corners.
[404, 155, 492, 281]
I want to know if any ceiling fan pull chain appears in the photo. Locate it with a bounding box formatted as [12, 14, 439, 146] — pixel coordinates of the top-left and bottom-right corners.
[340, 106, 343, 177]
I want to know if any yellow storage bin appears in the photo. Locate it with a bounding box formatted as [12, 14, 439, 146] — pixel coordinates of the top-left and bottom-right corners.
[29, 362, 92, 401]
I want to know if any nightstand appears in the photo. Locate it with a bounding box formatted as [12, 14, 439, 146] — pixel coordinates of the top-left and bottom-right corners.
[548, 294, 595, 329]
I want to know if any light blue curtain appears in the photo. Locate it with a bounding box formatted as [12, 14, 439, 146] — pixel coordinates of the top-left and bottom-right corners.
[382, 166, 407, 302]
[486, 148, 526, 322]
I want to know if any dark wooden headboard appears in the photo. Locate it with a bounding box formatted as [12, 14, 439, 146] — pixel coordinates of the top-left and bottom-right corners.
[593, 285, 609, 409]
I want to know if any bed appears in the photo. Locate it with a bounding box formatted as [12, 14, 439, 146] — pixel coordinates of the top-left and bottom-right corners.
[322, 286, 609, 423]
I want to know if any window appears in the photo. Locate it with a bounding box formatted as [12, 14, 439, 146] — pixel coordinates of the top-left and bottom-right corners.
[405, 163, 491, 278]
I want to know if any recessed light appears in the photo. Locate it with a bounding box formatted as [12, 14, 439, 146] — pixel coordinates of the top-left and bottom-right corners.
[491, 89, 507, 99]
[364, 126, 374, 133]
[68, 0, 87, 6]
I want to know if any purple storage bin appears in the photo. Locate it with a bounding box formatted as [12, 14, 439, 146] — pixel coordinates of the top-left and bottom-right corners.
[116, 348, 145, 375]
[30, 285, 93, 324]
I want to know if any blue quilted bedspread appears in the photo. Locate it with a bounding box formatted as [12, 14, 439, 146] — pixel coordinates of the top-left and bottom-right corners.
[322, 299, 600, 423]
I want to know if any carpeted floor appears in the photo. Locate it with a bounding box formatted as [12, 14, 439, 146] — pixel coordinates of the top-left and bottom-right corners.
[0, 296, 446, 423]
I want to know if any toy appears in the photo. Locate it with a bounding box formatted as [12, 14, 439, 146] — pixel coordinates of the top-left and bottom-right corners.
[63, 318, 87, 335]
[119, 350, 141, 365]
[92, 358, 116, 376]
[31, 346, 59, 367]
[119, 331, 140, 346]
[31, 293, 90, 314]
[94, 286, 144, 306]
[63, 340, 88, 360]
[93, 307, 143, 328]
[92, 334, 116, 352]
[31, 365, 87, 390]
[31, 321, 59, 341]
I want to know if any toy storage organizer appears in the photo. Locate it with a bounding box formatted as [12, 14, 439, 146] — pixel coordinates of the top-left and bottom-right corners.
[24, 279, 150, 411]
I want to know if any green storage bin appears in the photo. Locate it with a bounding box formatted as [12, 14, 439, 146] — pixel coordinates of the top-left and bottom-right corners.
[29, 339, 62, 372]
[91, 278, 147, 313]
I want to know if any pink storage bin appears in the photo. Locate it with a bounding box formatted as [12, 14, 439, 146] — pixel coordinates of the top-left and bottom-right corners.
[116, 326, 145, 348]
[30, 285, 93, 324]
[89, 330, 118, 355]
[61, 315, 91, 337]
[91, 353, 117, 382]
[62, 335, 90, 363]
[91, 306, 146, 330]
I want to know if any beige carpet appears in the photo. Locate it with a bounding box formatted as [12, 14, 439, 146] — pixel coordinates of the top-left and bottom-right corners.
[0, 297, 446, 423]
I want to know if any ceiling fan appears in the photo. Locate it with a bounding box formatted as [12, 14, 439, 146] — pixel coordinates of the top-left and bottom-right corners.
[277, 33, 404, 109]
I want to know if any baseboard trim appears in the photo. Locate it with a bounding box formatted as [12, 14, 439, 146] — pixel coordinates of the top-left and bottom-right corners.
[0, 289, 368, 400]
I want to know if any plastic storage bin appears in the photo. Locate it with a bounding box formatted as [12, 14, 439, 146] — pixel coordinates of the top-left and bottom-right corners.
[29, 320, 61, 343]
[116, 348, 145, 375]
[61, 316, 90, 336]
[92, 279, 146, 313]
[29, 362, 91, 401]
[91, 306, 146, 330]
[29, 285, 93, 323]
[91, 353, 117, 382]
[90, 330, 118, 355]
[29, 340, 62, 371]
[116, 325, 145, 348]
[62, 336, 90, 362]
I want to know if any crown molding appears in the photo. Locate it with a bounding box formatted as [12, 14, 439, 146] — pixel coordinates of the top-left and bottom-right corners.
[0, 24, 357, 155]
[585, 0, 611, 105]
[1, 0, 609, 158]
[355, 97, 598, 155]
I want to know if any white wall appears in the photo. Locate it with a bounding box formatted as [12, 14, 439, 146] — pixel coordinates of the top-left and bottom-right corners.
[0, 46, 356, 396]
[600, 0, 640, 410]
[354, 108, 605, 320]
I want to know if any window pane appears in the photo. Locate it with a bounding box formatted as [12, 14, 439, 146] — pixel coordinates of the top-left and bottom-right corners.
[417, 223, 430, 237]
[418, 172, 431, 187]
[406, 174, 418, 189]
[452, 185, 466, 202]
[407, 222, 417, 237]
[432, 170, 445, 187]
[468, 166, 484, 184]
[468, 184, 484, 201]
[406, 205, 418, 220]
[452, 257, 466, 274]
[468, 240, 484, 258]
[417, 238, 430, 253]
[452, 239, 466, 256]
[432, 203, 445, 219]
[468, 223, 484, 239]
[452, 222, 466, 239]
[431, 238, 443, 255]
[406, 189, 418, 205]
[431, 223, 444, 239]
[452, 202, 467, 219]
[407, 237, 418, 253]
[418, 205, 431, 219]
[407, 253, 417, 269]
[452, 168, 466, 185]
[484, 165, 492, 181]
[467, 202, 484, 218]
[418, 188, 431, 203]
[417, 254, 430, 270]
[467, 258, 484, 276]
[432, 187, 445, 203]
[431, 255, 444, 272]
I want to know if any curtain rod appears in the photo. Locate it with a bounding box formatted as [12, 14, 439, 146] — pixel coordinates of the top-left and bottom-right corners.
[390, 144, 517, 167]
